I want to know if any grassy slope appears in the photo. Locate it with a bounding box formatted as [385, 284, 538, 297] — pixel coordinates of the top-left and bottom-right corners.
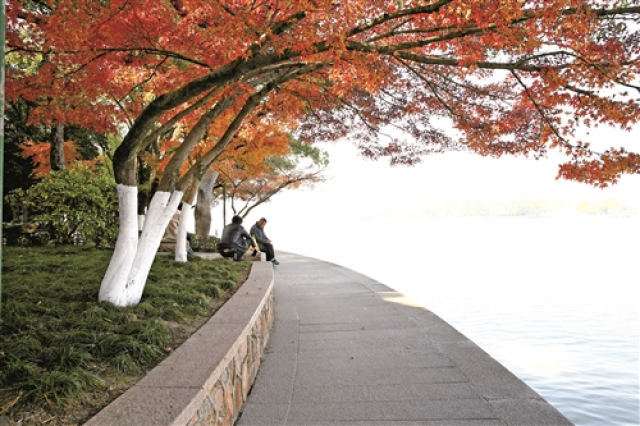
[0, 246, 250, 425]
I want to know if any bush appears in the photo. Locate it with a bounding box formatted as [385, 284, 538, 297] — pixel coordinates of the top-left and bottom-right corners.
[6, 163, 119, 246]
[189, 234, 220, 252]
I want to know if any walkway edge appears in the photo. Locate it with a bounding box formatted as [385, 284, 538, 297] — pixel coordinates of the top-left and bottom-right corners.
[85, 262, 275, 426]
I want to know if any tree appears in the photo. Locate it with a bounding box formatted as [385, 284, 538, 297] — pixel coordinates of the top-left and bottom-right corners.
[217, 140, 329, 218]
[20, 139, 85, 178]
[7, 1, 640, 306]
[2, 98, 110, 219]
[2, 99, 44, 219]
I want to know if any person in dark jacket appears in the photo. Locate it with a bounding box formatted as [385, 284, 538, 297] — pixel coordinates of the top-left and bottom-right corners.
[250, 218, 279, 265]
[217, 215, 256, 261]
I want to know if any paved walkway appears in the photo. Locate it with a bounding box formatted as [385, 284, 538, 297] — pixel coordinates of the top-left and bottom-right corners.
[237, 252, 574, 426]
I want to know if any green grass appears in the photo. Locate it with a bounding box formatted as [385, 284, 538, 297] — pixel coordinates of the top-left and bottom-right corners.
[0, 246, 250, 423]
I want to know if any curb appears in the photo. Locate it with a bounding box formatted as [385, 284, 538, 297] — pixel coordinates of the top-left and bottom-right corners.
[85, 262, 275, 426]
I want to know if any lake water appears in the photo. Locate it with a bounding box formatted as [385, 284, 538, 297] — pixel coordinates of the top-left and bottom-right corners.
[273, 216, 640, 426]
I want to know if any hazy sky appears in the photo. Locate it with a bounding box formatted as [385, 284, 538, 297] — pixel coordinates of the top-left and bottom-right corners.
[209, 124, 639, 237]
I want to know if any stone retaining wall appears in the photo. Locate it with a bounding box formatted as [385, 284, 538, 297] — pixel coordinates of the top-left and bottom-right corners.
[85, 262, 274, 426]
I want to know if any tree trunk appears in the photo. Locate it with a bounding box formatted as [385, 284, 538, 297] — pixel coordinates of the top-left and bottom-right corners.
[195, 169, 218, 239]
[50, 122, 65, 171]
[99, 186, 183, 307]
[98, 184, 139, 305]
[175, 202, 191, 262]
[174, 181, 198, 262]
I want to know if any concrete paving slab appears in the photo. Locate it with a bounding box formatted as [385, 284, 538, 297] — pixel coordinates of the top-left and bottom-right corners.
[298, 316, 417, 332]
[285, 399, 498, 422]
[291, 289, 374, 298]
[488, 398, 574, 425]
[271, 319, 299, 336]
[295, 346, 447, 365]
[237, 252, 574, 426]
[438, 342, 543, 400]
[243, 378, 296, 404]
[294, 295, 382, 306]
[293, 365, 466, 388]
[297, 310, 404, 326]
[265, 326, 298, 354]
[296, 332, 436, 352]
[294, 349, 453, 371]
[364, 284, 405, 294]
[236, 403, 290, 425]
[296, 325, 427, 342]
[291, 382, 482, 404]
[244, 353, 297, 404]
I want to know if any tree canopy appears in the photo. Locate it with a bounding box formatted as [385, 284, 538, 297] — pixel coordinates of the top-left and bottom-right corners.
[7, 0, 639, 190]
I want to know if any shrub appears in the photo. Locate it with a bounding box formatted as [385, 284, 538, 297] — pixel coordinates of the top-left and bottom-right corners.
[189, 234, 220, 252]
[6, 163, 119, 246]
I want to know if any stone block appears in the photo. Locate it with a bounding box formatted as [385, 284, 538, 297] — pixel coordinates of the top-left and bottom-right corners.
[234, 376, 244, 412]
[212, 386, 224, 412]
[239, 337, 248, 361]
[242, 361, 250, 398]
[223, 385, 234, 425]
[202, 402, 216, 426]
[186, 411, 199, 426]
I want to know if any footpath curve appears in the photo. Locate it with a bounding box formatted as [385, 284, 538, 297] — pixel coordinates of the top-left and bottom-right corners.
[86, 260, 274, 426]
[237, 251, 574, 426]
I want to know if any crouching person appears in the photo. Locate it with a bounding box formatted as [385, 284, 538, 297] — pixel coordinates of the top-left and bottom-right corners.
[217, 215, 256, 261]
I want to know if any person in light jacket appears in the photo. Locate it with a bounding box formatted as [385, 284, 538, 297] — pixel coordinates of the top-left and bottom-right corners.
[250, 218, 279, 265]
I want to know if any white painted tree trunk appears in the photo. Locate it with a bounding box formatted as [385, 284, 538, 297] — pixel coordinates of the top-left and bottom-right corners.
[99, 187, 183, 307]
[127, 191, 183, 305]
[174, 201, 193, 262]
[99, 185, 139, 305]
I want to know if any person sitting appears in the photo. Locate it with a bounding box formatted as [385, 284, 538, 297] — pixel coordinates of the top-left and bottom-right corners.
[217, 215, 256, 261]
[250, 217, 279, 265]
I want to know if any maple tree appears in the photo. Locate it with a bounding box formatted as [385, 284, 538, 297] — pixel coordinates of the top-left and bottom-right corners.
[216, 140, 329, 219]
[3, 98, 111, 200]
[6, 0, 639, 306]
[191, 111, 293, 239]
[20, 140, 87, 178]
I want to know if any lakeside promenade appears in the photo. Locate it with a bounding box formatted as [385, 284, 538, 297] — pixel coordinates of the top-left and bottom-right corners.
[237, 251, 574, 426]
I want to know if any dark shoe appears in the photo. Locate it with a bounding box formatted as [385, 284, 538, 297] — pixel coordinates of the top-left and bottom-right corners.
[271, 259, 280, 265]
[251, 249, 258, 257]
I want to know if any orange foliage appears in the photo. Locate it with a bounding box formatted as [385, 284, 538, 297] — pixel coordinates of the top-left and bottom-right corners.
[7, 1, 640, 187]
[148, 107, 292, 180]
[20, 141, 95, 178]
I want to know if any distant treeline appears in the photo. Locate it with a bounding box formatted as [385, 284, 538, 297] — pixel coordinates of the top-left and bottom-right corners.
[360, 198, 639, 218]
